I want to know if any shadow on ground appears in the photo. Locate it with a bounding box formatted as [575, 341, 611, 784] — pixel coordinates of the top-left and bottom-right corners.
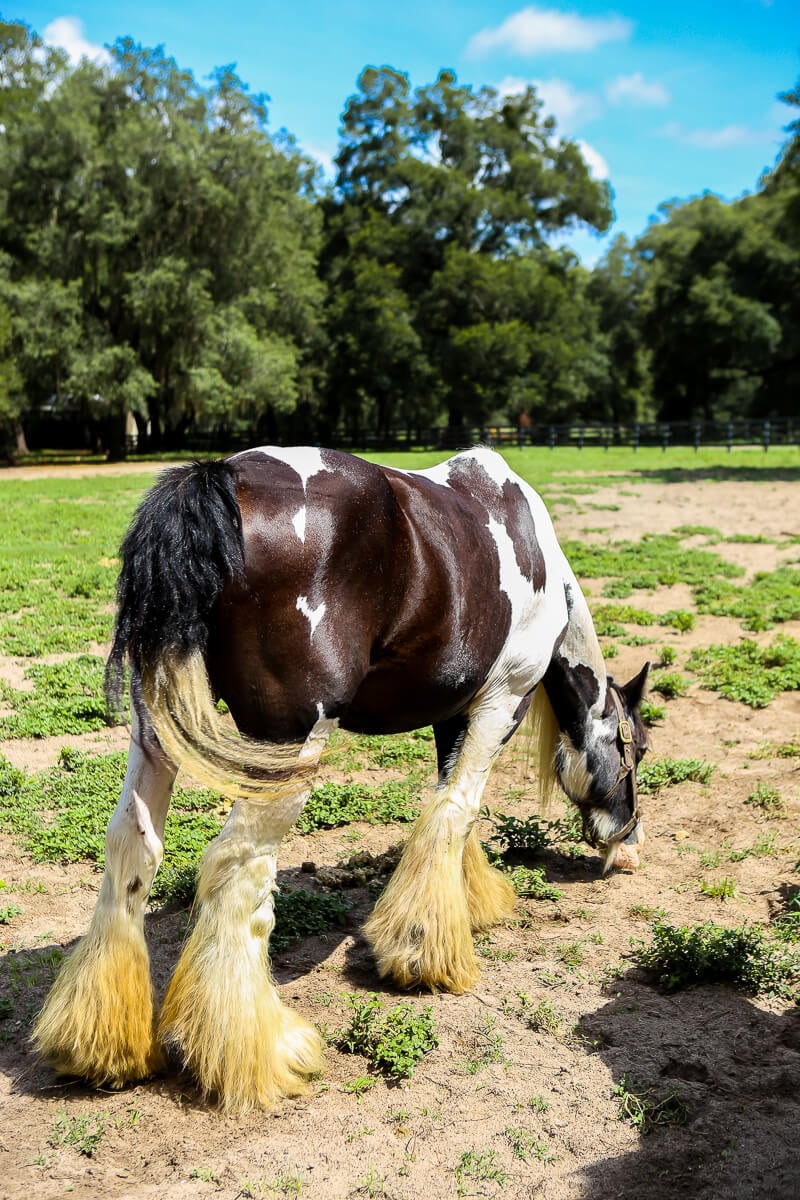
[574, 971, 800, 1200]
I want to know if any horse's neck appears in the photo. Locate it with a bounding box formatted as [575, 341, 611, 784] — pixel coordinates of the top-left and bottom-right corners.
[544, 574, 608, 739]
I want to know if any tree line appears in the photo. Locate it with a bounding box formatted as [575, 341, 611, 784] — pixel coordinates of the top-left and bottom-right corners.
[0, 19, 797, 455]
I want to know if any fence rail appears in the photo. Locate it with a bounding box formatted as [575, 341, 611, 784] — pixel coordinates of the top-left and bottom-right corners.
[23, 414, 800, 458]
[315, 418, 798, 454]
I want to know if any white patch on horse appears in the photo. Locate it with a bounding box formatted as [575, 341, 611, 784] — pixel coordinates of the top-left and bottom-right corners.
[234, 446, 328, 542]
[296, 595, 326, 637]
[299, 703, 339, 764]
[557, 732, 592, 803]
[292, 507, 307, 543]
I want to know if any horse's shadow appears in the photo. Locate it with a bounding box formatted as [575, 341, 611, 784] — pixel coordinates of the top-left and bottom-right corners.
[573, 968, 800, 1200]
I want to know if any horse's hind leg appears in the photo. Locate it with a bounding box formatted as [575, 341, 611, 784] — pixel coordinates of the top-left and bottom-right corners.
[364, 705, 518, 994]
[33, 713, 175, 1086]
[158, 785, 323, 1112]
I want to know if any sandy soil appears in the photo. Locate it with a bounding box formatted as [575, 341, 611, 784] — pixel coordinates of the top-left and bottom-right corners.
[1, 473, 799, 1200]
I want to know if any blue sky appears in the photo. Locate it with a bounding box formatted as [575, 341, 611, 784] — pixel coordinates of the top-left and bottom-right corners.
[8, 2, 800, 263]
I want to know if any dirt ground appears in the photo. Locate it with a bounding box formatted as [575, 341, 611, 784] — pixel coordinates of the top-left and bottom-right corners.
[1, 470, 799, 1200]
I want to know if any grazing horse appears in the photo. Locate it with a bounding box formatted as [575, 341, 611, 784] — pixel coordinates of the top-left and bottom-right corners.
[33, 446, 648, 1111]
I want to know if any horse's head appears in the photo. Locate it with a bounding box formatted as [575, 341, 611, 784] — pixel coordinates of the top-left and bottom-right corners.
[555, 663, 650, 873]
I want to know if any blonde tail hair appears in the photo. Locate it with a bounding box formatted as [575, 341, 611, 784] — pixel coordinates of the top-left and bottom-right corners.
[141, 650, 314, 800]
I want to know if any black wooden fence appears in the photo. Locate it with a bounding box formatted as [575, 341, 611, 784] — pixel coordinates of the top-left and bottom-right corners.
[156, 417, 798, 457]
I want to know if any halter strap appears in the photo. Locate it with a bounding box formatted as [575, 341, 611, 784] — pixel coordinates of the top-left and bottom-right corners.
[583, 688, 641, 850]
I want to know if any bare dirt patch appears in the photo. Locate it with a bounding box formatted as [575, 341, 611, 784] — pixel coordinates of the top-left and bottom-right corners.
[1, 477, 799, 1200]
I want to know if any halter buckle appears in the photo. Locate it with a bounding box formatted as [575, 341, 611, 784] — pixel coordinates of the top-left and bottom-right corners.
[618, 719, 633, 744]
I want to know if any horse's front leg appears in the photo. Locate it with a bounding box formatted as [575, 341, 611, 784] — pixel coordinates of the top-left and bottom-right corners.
[33, 714, 176, 1086]
[364, 703, 518, 994]
[158, 786, 323, 1112]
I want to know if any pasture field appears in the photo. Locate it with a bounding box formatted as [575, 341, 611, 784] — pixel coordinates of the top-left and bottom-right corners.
[1, 448, 799, 1200]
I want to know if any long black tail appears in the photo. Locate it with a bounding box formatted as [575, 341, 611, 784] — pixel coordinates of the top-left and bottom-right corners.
[106, 460, 245, 714]
[106, 460, 312, 798]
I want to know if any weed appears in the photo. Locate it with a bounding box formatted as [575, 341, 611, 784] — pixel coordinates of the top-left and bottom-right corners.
[476, 934, 515, 962]
[504, 1126, 555, 1163]
[454, 1149, 508, 1196]
[353, 1163, 387, 1196]
[49, 1110, 108, 1157]
[657, 645, 677, 668]
[298, 780, 420, 831]
[749, 738, 800, 760]
[700, 877, 739, 901]
[491, 809, 583, 856]
[687, 636, 800, 707]
[512, 992, 562, 1036]
[506, 865, 562, 901]
[637, 757, 715, 793]
[650, 672, 689, 699]
[662, 609, 696, 632]
[745, 782, 785, 817]
[339, 993, 438, 1079]
[0, 656, 116, 739]
[460, 1012, 507, 1074]
[271, 890, 350, 954]
[340, 1076, 377, 1101]
[189, 1167, 219, 1183]
[639, 699, 666, 726]
[563, 533, 742, 596]
[693, 567, 800, 631]
[614, 1074, 689, 1135]
[527, 1094, 551, 1113]
[634, 918, 800, 997]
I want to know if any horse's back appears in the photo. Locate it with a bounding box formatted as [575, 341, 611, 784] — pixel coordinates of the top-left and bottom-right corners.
[207, 446, 556, 740]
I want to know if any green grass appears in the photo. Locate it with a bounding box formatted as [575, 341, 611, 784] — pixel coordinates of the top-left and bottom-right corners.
[745, 782, 785, 817]
[0, 656, 116, 739]
[687, 635, 800, 707]
[505, 865, 563, 901]
[693, 567, 800, 631]
[0, 475, 151, 656]
[0, 748, 222, 904]
[634, 918, 800, 997]
[650, 672, 690, 699]
[338, 993, 438, 1079]
[563, 532, 742, 599]
[297, 780, 420, 832]
[637, 757, 715, 793]
[323, 728, 435, 772]
[271, 890, 350, 954]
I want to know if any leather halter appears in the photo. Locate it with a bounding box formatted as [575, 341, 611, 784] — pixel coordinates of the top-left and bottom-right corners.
[582, 688, 641, 850]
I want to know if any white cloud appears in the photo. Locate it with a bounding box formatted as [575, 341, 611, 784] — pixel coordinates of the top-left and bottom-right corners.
[532, 78, 602, 131]
[606, 72, 669, 108]
[662, 121, 775, 149]
[43, 17, 111, 67]
[467, 5, 632, 58]
[495, 75, 530, 97]
[576, 139, 609, 179]
[302, 141, 336, 179]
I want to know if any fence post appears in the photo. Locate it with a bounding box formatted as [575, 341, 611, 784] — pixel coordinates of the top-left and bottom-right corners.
[693, 422, 701, 453]
[763, 420, 770, 452]
[661, 424, 671, 453]
[578, 426, 584, 450]
[727, 422, 733, 453]
[632, 423, 640, 453]
[548, 425, 556, 450]
[604, 426, 611, 452]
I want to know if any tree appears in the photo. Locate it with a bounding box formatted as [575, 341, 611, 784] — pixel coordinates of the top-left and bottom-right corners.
[0, 24, 324, 451]
[323, 67, 614, 430]
[635, 195, 785, 421]
[588, 236, 653, 423]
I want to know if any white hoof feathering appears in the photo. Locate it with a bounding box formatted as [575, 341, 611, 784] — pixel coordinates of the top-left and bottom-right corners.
[364, 804, 479, 993]
[32, 911, 161, 1087]
[159, 853, 323, 1111]
[462, 827, 517, 930]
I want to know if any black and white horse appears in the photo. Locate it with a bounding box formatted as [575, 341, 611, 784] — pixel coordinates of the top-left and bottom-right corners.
[34, 446, 648, 1111]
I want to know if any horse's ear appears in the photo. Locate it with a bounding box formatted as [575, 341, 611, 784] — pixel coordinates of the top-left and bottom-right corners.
[621, 662, 650, 711]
